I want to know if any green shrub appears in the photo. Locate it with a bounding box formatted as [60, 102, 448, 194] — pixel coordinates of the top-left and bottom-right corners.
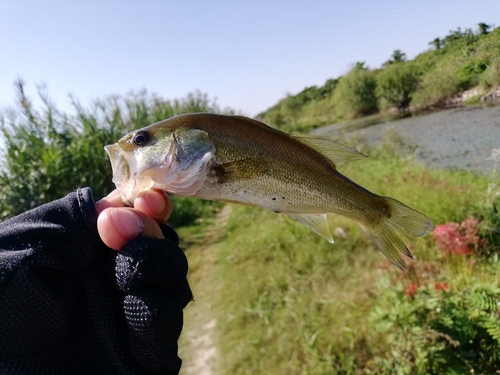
[257, 24, 500, 127]
[209, 130, 499, 374]
[376, 63, 420, 110]
[0, 80, 229, 227]
[457, 58, 489, 89]
[332, 64, 378, 118]
[294, 79, 339, 106]
[411, 65, 462, 109]
[0, 83, 124, 217]
[279, 94, 302, 126]
[480, 57, 500, 87]
[371, 280, 500, 374]
[167, 196, 222, 228]
[261, 78, 340, 132]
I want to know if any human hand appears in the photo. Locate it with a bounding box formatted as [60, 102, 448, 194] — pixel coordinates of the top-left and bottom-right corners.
[0, 187, 191, 374]
[95, 189, 173, 250]
[95, 189, 191, 373]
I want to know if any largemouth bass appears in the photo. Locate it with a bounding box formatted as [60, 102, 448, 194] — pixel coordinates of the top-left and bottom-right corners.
[104, 113, 433, 269]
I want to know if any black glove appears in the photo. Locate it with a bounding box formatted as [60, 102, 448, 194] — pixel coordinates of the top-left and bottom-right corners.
[0, 187, 192, 375]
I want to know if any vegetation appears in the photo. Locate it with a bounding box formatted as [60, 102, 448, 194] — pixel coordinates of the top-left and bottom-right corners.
[0, 80, 230, 227]
[182, 132, 500, 374]
[376, 62, 419, 111]
[2, 20, 500, 375]
[332, 62, 378, 119]
[382, 49, 407, 67]
[258, 22, 500, 133]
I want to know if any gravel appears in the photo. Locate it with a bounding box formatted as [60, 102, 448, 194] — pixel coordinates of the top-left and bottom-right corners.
[311, 106, 500, 175]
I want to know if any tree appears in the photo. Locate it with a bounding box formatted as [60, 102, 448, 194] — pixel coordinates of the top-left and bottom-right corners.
[478, 22, 491, 35]
[443, 27, 465, 45]
[280, 94, 301, 125]
[333, 65, 378, 118]
[376, 63, 420, 111]
[428, 37, 442, 50]
[354, 61, 368, 70]
[391, 50, 407, 63]
[320, 78, 338, 97]
[383, 50, 407, 67]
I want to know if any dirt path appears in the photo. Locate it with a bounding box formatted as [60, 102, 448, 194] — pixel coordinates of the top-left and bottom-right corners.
[178, 106, 500, 374]
[179, 205, 232, 375]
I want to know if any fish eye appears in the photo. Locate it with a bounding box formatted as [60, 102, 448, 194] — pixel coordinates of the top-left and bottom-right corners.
[133, 131, 149, 146]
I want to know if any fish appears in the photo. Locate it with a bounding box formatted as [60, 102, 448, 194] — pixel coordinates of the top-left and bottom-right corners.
[104, 113, 433, 269]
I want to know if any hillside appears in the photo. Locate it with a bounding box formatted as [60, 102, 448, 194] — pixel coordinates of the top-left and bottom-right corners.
[257, 22, 500, 133]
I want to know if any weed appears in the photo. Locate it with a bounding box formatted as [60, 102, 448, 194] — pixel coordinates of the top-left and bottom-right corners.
[0, 81, 229, 227]
[203, 134, 500, 374]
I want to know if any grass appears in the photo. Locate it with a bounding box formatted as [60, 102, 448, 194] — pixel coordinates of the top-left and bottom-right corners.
[181, 133, 500, 374]
[0, 81, 228, 227]
[260, 25, 500, 133]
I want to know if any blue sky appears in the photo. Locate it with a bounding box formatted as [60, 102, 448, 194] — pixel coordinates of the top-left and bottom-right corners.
[1, 0, 499, 117]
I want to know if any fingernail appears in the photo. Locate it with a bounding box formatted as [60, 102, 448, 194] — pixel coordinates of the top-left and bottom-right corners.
[95, 190, 121, 214]
[95, 199, 105, 214]
[107, 190, 120, 197]
[110, 209, 144, 241]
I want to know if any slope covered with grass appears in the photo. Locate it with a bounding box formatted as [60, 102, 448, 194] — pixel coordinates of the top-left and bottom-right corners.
[183, 133, 500, 374]
[258, 24, 500, 134]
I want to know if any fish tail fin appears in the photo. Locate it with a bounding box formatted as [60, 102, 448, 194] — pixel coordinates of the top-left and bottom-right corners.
[361, 197, 434, 270]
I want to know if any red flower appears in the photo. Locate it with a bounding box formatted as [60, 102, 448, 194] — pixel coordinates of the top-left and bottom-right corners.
[435, 282, 449, 292]
[454, 244, 471, 255]
[433, 217, 486, 256]
[405, 284, 418, 298]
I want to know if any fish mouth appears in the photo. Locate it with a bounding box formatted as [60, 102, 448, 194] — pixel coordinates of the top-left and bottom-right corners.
[104, 143, 156, 205]
[104, 126, 216, 205]
[104, 143, 135, 204]
[104, 143, 130, 186]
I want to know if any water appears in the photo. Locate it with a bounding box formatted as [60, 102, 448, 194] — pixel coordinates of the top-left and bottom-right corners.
[313, 106, 500, 175]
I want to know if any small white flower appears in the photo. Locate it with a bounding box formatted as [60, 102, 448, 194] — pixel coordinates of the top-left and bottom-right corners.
[333, 227, 348, 239]
[486, 148, 500, 162]
[436, 307, 441, 313]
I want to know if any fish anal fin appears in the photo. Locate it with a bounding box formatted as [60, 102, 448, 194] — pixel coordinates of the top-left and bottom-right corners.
[286, 213, 334, 243]
[293, 135, 366, 166]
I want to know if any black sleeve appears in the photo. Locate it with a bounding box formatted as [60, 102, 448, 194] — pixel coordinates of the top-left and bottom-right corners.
[0, 187, 192, 375]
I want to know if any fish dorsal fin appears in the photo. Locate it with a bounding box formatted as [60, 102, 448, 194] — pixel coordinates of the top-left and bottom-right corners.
[286, 213, 334, 243]
[232, 115, 278, 132]
[292, 135, 366, 166]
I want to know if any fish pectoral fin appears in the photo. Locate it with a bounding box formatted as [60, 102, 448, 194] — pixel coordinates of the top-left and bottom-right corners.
[286, 213, 334, 243]
[292, 135, 367, 167]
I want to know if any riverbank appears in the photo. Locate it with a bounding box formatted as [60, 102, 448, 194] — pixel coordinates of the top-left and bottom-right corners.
[312, 105, 500, 175]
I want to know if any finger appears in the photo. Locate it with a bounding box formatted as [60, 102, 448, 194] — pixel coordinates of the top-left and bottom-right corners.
[97, 207, 165, 250]
[133, 189, 173, 224]
[95, 190, 126, 215]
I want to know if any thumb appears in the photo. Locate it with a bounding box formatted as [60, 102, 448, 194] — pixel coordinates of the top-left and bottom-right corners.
[97, 207, 165, 250]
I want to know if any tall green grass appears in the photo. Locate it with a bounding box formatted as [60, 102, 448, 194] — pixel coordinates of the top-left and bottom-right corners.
[0, 81, 231, 227]
[202, 133, 500, 374]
